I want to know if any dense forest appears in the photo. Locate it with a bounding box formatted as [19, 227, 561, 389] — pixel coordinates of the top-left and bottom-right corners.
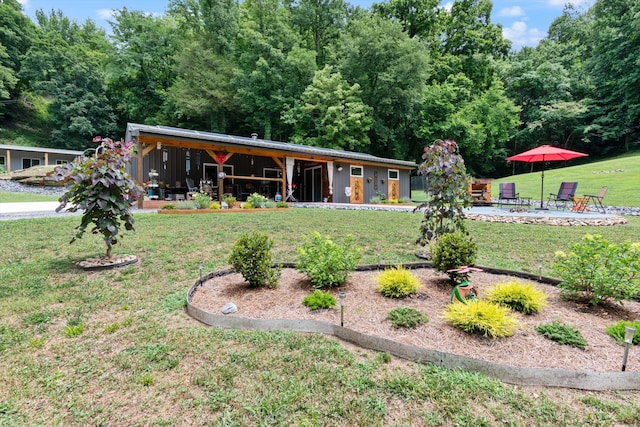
[0, 0, 638, 176]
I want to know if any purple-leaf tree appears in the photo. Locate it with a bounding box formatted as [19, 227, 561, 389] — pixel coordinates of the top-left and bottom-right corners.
[415, 139, 472, 248]
[55, 136, 143, 258]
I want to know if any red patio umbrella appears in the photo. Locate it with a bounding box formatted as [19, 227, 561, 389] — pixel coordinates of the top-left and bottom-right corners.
[506, 145, 588, 209]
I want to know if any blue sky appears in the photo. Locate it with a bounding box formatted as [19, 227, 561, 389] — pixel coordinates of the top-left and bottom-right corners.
[18, 0, 593, 50]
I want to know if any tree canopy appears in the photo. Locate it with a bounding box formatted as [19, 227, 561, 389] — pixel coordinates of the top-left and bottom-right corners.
[1, 0, 637, 175]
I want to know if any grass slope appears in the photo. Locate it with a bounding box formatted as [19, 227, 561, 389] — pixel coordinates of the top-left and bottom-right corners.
[492, 151, 640, 207]
[1, 210, 640, 425]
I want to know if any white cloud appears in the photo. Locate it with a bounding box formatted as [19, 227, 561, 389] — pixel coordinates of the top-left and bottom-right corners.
[17, 0, 29, 9]
[97, 9, 116, 20]
[503, 21, 547, 49]
[498, 6, 525, 18]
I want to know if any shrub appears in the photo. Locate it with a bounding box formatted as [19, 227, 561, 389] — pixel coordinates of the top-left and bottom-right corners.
[387, 307, 429, 328]
[228, 232, 280, 288]
[302, 290, 336, 310]
[223, 195, 237, 208]
[247, 192, 269, 208]
[209, 202, 221, 209]
[485, 280, 548, 315]
[535, 322, 588, 350]
[296, 231, 362, 288]
[376, 265, 422, 298]
[276, 201, 289, 208]
[264, 200, 277, 208]
[606, 321, 640, 345]
[443, 300, 518, 338]
[193, 191, 213, 209]
[553, 234, 640, 305]
[241, 202, 253, 209]
[176, 200, 196, 209]
[432, 232, 477, 282]
[369, 196, 383, 204]
[161, 204, 176, 210]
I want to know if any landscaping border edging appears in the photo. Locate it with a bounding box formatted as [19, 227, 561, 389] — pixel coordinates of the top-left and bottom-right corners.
[186, 264, 640, 391]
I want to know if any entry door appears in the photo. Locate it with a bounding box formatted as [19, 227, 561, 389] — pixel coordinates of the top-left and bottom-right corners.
[304, 166, 322, 202]
[388, 169, 400, 201]
[349, 165, 364, 204]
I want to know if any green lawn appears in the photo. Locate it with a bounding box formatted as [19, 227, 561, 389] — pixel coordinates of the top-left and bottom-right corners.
[1, 209, 640, 425]
[0, 190, 60, 203]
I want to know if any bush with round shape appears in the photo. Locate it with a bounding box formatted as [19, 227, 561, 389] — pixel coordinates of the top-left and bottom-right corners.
[223, 195, 237, 208]
[432, 232, 477, 282]
[193, 191, 213, 209]
[485, 280, 548, 315]
[247, 192, 268, 208]
[302, 290, 336, 310]
[228, 232, 280, 288]
[376, 265, 422, 298]
[387, 307, 429, 328]
[296, 231, 361, 288]
[443, 300, 518, 338]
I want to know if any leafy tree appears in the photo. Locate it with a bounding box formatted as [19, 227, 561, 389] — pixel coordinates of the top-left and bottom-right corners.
[586, 0, 640, 152]
[19, 11, 116, 149]
[282, 65, 372, 150]
[0, 43, 17, 100]
[289, 0, 348, 67]
[107, 8, 179, 125]
[56, 137, 144, 258]
[372, 0, 440, 39]
[416, 139, 472, 248]
[233, 0, 316, 140]
[334, 15, 429, 159]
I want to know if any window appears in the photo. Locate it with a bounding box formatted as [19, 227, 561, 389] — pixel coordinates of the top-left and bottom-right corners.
[263, 167, 282, 178]
[0, 156, 5, 166]
[56, 159, 69, 165]
[388, 169, 399, 180]
[22, 158, 41, 169]
[350, 165, 363, 177]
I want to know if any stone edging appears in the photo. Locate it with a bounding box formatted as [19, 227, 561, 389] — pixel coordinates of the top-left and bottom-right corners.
[186, 263, 640, 391]
[465, 212, 628, 226]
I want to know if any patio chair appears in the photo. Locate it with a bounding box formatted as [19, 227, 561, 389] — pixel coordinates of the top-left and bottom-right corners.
[547, 182, 578, 210]
[585, 186, 608, 214]
[498, 182, 519, 208]
[185, 177, 199, 193]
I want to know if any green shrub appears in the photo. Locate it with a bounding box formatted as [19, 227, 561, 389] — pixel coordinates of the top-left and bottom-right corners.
[485, 280, 548, 315]
[432, 232, 477, 282]
[369, 196, 383, 204]
[209, 202, 221, 209]
[535, 322, 588, 350]
[443, 300, 518, 338]
[264, 200, 277, 208]
[387, 307, 429, 328]
[276, 201, 289, 208]
[223, 195, 237, 208]
[296, 231, 362, 288]
[553, 234, 640, 306]
[176, 200, 196, 209]
[376, 265, 422, 298]
[228, 232, 280, 288]
[606, 321, 640, 345]
[302, 290, 336, 310]
[241, 202, 252, 209]
[161, 204, 176, 210]
[247, 192, 269, 208]
[193, 191, 213, 209]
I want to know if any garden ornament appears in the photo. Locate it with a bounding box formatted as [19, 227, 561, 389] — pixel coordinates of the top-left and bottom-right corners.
[451, 281, 478, 304]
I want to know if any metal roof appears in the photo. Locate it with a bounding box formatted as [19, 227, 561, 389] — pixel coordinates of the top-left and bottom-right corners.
[0, 144, 83, 156]
[126, 123, 417, 169]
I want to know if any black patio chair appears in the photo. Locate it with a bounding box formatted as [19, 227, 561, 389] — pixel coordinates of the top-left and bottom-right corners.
[547, 182, 578, 210]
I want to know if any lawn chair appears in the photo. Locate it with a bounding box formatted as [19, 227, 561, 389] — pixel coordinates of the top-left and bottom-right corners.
[585, 186, 608, 214]
[547, 182, 578, 210]
[498, 182, 519, 208]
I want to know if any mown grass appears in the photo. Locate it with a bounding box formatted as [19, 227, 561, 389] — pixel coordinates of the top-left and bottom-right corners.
[1, 210, 640, 425]
[0, 189, 60, 202]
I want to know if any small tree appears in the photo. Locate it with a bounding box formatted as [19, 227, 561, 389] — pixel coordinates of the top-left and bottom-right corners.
[416, 139, 472, 248]
[55, 136, 143, 257]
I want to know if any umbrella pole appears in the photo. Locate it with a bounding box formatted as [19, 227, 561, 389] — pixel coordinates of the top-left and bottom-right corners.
[539, 168, 544, 209]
